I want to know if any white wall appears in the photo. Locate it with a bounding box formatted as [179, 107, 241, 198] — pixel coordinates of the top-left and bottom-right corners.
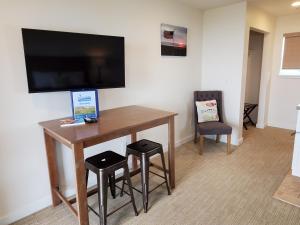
[201, 1, 247, 145]
[0, 0, 202, 223]
[268, 13, 300, 130]
[246, 5, 275, 129]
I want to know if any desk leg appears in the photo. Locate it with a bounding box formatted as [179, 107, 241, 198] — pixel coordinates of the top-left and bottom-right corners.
[168, 117, 175, 189]
[44, 131, 61, 206]
[131, 133, 138, 170]
[72, 143, 89, 225]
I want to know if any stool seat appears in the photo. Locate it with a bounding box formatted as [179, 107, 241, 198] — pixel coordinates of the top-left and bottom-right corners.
[127, 139, 162, 155]
[122, 139, 171, 213]
[85, 151, 138, 225]
[86, 151, 125, 170]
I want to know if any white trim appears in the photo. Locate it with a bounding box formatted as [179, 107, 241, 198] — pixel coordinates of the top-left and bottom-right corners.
[0, 196, 51, 225]
[238, 137, 244, 145]
[176, 134, 194, 148]
[256, 122, 265, 129]
[279, 69, 300, 76]
[280, 37, 286, 70]
[0, 134, 194, 225]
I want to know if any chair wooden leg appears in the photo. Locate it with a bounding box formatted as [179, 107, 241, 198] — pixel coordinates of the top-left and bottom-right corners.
[227, 134, 231, 155]
[199, 135, 204, 155]
[216, 134, 220, 143]
[194, 129, 198, 143]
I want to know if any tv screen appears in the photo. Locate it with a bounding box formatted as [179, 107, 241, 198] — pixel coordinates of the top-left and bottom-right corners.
[21, 28, 125, 93]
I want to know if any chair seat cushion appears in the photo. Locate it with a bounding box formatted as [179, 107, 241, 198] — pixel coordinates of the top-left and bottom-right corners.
[197, 121, 232, 135]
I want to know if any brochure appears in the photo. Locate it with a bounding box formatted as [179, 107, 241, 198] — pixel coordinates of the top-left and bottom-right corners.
[59, 118, 85, 127]
[71, 90, 99, 121]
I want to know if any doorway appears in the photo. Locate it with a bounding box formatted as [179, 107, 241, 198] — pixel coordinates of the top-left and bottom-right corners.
[243, 30, 264, 130]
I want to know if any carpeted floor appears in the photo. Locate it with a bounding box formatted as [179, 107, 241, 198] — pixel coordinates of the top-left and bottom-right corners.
[12, 126, 300, 225]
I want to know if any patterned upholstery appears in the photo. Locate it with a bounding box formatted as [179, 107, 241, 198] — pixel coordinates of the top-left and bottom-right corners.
[194, 91, 232, 136]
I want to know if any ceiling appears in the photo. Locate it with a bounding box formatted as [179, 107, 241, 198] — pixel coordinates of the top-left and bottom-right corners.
[176, 0, 243, 10]
[176, 0, 300, 16]
[249, 0, 300, 16]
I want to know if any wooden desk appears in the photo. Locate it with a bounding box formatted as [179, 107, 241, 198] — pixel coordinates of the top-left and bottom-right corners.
[39, 105, 177, 225]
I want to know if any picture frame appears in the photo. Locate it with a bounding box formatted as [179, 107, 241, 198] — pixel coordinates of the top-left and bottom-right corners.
[161, 23, 187, 56]
[71, 89, 99, 121]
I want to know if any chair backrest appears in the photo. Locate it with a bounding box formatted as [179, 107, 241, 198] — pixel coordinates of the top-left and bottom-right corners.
[194, 91, 224, 124]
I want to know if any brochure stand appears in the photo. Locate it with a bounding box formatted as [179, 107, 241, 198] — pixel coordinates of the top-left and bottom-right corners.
[61, 89, 99, 127]
[71, 89, 99, 121]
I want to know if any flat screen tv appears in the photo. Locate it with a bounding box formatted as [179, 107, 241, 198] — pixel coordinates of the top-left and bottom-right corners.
[22, 28, 125, 93]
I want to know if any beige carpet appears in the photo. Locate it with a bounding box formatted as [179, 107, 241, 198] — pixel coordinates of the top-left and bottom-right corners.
[12, 127, 300, 225]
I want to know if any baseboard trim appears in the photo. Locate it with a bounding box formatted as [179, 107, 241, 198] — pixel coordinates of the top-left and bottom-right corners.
[267, 121, 297, 131]
[176, 134, 194, 148]
[256, 123, 265, 129]
[0, 134, 194, 225]
[0, 196, 51, 225]
[238, 137, 244, 145]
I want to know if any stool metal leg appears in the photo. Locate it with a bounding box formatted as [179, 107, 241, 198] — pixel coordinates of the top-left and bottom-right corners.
[120, 152, 129, 197]
[124, 165, 138, 216]
[140, 154, 149, 213]
[97, 172, 108, 225]
[108, 173, 116, 199]
[160, 152, 171, 195]
[120, 172, 125, 197]
[85, 169, 89, 189]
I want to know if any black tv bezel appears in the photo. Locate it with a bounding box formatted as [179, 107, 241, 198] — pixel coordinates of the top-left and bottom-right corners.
[21, 28, 125, 93]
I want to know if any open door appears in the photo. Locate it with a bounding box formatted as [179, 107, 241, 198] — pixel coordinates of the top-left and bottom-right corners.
[243, 30, 264, 131]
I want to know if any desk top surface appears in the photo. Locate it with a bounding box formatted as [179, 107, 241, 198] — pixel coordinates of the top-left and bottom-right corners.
[39, 105, 177, 145]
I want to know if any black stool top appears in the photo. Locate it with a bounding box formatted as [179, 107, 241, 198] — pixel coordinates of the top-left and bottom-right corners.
[86, 151, 125, 169]
[127, 139, 162, 153]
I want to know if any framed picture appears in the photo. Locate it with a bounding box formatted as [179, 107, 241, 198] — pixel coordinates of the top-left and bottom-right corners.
[161, 23, 187, 56]
[71, 89, 99, 121]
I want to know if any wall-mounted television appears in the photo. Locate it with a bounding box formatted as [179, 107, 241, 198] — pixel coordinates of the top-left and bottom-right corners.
[21, 28, 125, 93]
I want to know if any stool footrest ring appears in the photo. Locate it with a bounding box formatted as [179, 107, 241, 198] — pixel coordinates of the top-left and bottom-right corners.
[122, 181, 167, 194]
[88, 200, 133, 218]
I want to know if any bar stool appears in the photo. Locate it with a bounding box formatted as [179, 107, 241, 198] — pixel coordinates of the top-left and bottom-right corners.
[85, 151, 138, 225]
[121, 139, 171, 213]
